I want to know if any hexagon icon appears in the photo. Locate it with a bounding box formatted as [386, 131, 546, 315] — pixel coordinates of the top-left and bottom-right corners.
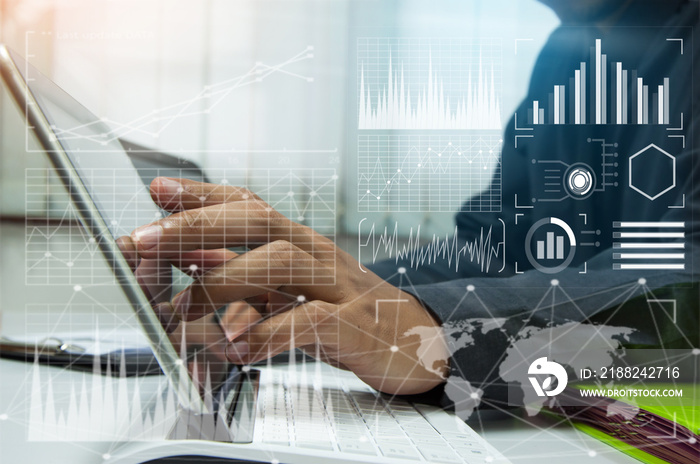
[628, 144, 676, 201]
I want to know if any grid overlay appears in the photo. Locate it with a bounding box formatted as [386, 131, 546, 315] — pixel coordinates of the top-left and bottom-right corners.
[358, 134, 502, 212]
[25, 168, 337, 286]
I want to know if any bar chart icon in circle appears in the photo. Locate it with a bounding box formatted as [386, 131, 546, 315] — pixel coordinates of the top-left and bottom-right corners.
[525, 217, 577, 274]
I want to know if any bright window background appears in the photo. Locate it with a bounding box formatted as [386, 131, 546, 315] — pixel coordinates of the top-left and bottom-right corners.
[0, 0, 558, 242]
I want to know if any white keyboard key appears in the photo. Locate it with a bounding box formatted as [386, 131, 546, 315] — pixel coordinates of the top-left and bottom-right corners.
[442, 433, 478, 442]
[338, 440, 378, 455]
[413, 404, 465, 435]
[263, 440, 290, 447]
[376, 439, 414, 450]
[380, 444, 421, 460]
[335, 424, 366, 434]
[403, 426, 441, 437]
[375, 432, 409, 443]
[263, 427, 289, 437]
[419, 447, 463, 463]
[262, 432, 290, 446]
[372, 430, 405, 441]
[336, 431, 368, 440]
[452, 443, 486, 453]
[409, 435, 446, 447]
[295, 440, 334, 451]
[401, 422, 437, 432]
[460, 447, 489, 458]
[404, 433, 439, 444]
[296, 430, 330, 442]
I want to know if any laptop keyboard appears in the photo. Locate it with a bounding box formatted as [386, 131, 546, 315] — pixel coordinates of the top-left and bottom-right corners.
[258, 375, 497, 463]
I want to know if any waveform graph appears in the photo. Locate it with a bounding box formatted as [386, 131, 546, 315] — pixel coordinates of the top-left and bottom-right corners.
[358, 37, 502, 130]
[358, 219, 506, 274]
[27, 349, 179, 442]
[358, 134, 502, 212]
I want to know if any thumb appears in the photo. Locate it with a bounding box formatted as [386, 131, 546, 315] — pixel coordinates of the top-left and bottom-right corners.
[224, 301, 337, 364]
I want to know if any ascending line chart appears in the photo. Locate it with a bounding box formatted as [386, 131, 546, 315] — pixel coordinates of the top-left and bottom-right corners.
[358, 134, 502, 212]
[39, 47, 315, 151]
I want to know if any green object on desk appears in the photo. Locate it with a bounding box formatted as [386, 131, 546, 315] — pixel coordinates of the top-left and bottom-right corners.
[575, 424, 673, 464]
[560, 384, 700, 464]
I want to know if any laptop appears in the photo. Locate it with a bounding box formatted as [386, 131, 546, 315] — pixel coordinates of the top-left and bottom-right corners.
[0, 44, 510, 464]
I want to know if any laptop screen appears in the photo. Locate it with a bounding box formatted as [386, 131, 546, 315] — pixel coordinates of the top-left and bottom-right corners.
[9, 48, 163, 240]
[3, 47, 242, 421]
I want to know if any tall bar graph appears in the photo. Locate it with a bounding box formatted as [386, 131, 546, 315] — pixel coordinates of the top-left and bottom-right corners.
[524, 39, 674, 126]
[525, 217, 577, 274]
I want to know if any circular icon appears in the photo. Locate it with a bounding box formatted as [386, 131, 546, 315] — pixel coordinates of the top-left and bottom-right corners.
[563, 163, 595, 199]
[525, 217, 576, 274]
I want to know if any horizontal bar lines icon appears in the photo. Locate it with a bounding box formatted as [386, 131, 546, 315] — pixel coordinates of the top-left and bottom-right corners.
[613, 221, 684, 228]
[613, 263, 685, 270]
[613, 242, 684, 249]
[613, 232, 684, 238]
[613, 253, 684, 260]
[612, 221, 685, 271]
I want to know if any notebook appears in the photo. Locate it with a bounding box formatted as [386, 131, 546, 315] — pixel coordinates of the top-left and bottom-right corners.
[0, 330, 159, 376]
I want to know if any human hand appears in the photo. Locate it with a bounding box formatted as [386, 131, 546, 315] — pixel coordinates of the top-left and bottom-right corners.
[123, 177, 449, 395]
[115, 237, 233, 390]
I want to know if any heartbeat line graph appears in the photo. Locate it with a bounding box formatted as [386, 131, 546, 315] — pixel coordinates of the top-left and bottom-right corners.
[25, 167, 336, 286]
[358, 134, 503, 212]
[358, 219, 506, 274]
[41, 47, 315, 149]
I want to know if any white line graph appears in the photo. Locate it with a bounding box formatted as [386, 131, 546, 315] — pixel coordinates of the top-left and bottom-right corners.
[358, 219, 506, 274]
[358, 134, 502, 212]
[358, 38, 502, 130]
[25, 167, 337, 286]
[37, 47, 315, 150]
[28, 351, 178, 442]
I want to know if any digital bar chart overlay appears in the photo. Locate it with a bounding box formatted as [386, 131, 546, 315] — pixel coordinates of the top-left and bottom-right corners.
[536, 232, 566, 260]
[613, 221, 685, 270]
[525, 217, 577, 274]
[358, 134, 502, 212]
[525, 39, 676, 126]
[357, 38, 502, 130]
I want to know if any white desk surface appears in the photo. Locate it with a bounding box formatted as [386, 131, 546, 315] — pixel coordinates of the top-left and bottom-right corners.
[0, 222, 638, 463]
